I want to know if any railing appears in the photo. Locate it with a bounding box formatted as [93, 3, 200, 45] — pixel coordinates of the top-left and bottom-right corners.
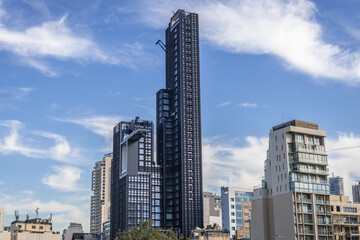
[289, 158, 327, 165]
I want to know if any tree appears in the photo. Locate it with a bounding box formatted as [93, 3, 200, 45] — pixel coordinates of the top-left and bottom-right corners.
[114, 220, 184, 240]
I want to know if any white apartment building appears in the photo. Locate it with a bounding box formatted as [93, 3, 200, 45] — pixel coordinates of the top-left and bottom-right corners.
[203, 192, 222, 228]
[221, 187, 253, 239]
[252, 120, 331, 240]
[90, 153, 112, 234]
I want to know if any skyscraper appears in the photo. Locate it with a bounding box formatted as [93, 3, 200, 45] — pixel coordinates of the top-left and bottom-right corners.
[156, 9, 203, 236]
[90, 153, 112, 234]
[252, 120, 331, 240]
[329, 173, 345, 196]
[110, 117, 162, 239]
[352, 181, 360, 203]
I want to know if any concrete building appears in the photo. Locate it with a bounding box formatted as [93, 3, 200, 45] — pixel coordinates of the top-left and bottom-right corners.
[156, 9, 203, 237]
[203, 192, 222, 228]
[0, 231, 10, 240]
[329, 174, 345, 196]
[353, 182, 360, 203]
[63, 223, 83, 240]
[221, 187, 253, 239]
[71, 233, 99, 240]
[10, 217, 61, 240]
[90, 154, 112, 234]
[252, 120, 331, 240]
[331, 195, 360, 240]
[0, 209, 4, 232]
[110, 117, 162, 239]
[191, 226, 230, 240]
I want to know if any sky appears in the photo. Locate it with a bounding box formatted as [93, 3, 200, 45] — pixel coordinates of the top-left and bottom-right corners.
[1, 0, 360, 233]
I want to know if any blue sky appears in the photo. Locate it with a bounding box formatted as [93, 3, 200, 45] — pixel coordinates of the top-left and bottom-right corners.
[1, 0, 360, 232]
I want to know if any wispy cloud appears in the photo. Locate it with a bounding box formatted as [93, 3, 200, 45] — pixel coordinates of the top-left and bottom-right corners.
[0, 3, 154, 76]
[0, 87, 35, 100]
[42, 165, 85, 192]
[54, 115, 124, 146]
[0, 120, 83, 164]
[136, 0, 360, 84]
[239, 103, 258, 108]
[217, 102, 232, 108]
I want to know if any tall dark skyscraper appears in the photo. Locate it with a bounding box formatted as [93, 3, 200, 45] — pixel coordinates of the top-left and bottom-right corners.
[157, 9, 203, 237]
[110, 117, 162, 239]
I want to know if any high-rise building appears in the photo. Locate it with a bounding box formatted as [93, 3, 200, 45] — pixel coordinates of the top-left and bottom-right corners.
[329, 174, 345, 196]
[156, 9, 203, 237]
[63, 222, 83, 240]
[0, 209, 4, 232]
[110, 117, 162, 239]
[330, 195, 360, 240]
[352, 181, 360, 203]
[203, 192, 222, 228]
[252, 120, 331, 240]
[90, 153, 112, 235]
[221, 187, 253, 239]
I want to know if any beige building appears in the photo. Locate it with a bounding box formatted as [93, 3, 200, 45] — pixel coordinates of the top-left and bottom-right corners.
[0, 209, 4, 232]
[191, 226, 230, 240]
[0, 232, 10, 240]
[331, 195, 360, 240]
[90, 153, 112, 234]
[252, 120, 332, 240]
[10, 217, 61, 240]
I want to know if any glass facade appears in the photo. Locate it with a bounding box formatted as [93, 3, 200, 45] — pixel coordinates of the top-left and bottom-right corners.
[110, 118, 163, 239]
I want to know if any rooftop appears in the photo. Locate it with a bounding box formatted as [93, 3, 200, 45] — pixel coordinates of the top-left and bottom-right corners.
[272, 119, 318, 131]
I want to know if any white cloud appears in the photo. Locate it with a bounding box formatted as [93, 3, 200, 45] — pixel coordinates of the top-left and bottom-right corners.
[0, 4, 154, 76]
[138, 0, 360, 84]
[0, 193, 89, 232]
[327, 133, 360, 199]
[217, 102, 232, 107]
[239, 103, 258, 108]
[203, 132, 360, 199]
[42, 165, 84, 192]
[54, 115, 124, 147]
[0, 120, 83, 164]
[0, 87, 34, 100]
[202, 136, 268, 193]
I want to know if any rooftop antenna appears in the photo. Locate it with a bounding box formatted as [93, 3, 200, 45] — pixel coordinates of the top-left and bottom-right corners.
[15, 210, 19, 221]
[156, 40, 167, 53]
[49, 213, 52, 223]
[35, 208, 39, 219]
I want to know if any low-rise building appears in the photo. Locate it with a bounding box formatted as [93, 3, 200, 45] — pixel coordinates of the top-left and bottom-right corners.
[0, 232, 10, 240]
[10, 217, 61, 240]
[331, 195, 360, 240]
[191, 225, 230, 240]
[63, 223, 83, 240]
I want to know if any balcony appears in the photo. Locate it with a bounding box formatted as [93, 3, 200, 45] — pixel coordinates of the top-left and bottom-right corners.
[289, 158, 328, 166]
[290, 167, 329, 175]
[288, 143, 327, 155]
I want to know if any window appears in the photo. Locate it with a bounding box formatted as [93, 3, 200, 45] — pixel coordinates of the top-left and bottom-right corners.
[231, 198, 234, 202]
[231, 219, 235, 223]
[231, 212, 235, 216]
[231, 205, 235, 209]
[244, 213, 249, 216]
[344, 207, 357, 213]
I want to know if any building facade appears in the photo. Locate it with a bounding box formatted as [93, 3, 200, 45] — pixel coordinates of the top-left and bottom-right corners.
[203, 192, 222, 228]
[90, 154, 112, 234]
[329, 174, 345, 196]
[0, 209, 4, 232]
[156, 9, 203, 237]
[331, 195, 360, 240]
[221, 187, 252, 239]
[63, 223, 83, 240]
[110, 117, 162, 239]
[100, 220, 110, 240]
[252, 120, 332, 240]
[352, 182, 360, 203]
[10, 217, 61, 240]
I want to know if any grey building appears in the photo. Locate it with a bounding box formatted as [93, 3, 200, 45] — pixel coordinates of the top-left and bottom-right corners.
[203, 192, 222, 228]
[0, 208, 4, 232]
[353, 181, 360, 203]
[156, 9, 203, 237]
[329, 173, 344, 196]
[63, 223, 83, 240]
[252, 120, 331, 240]
[110, 117, 162, 239]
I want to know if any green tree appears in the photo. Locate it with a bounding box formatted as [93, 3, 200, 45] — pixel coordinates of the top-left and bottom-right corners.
[114, 220, 185, 240]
